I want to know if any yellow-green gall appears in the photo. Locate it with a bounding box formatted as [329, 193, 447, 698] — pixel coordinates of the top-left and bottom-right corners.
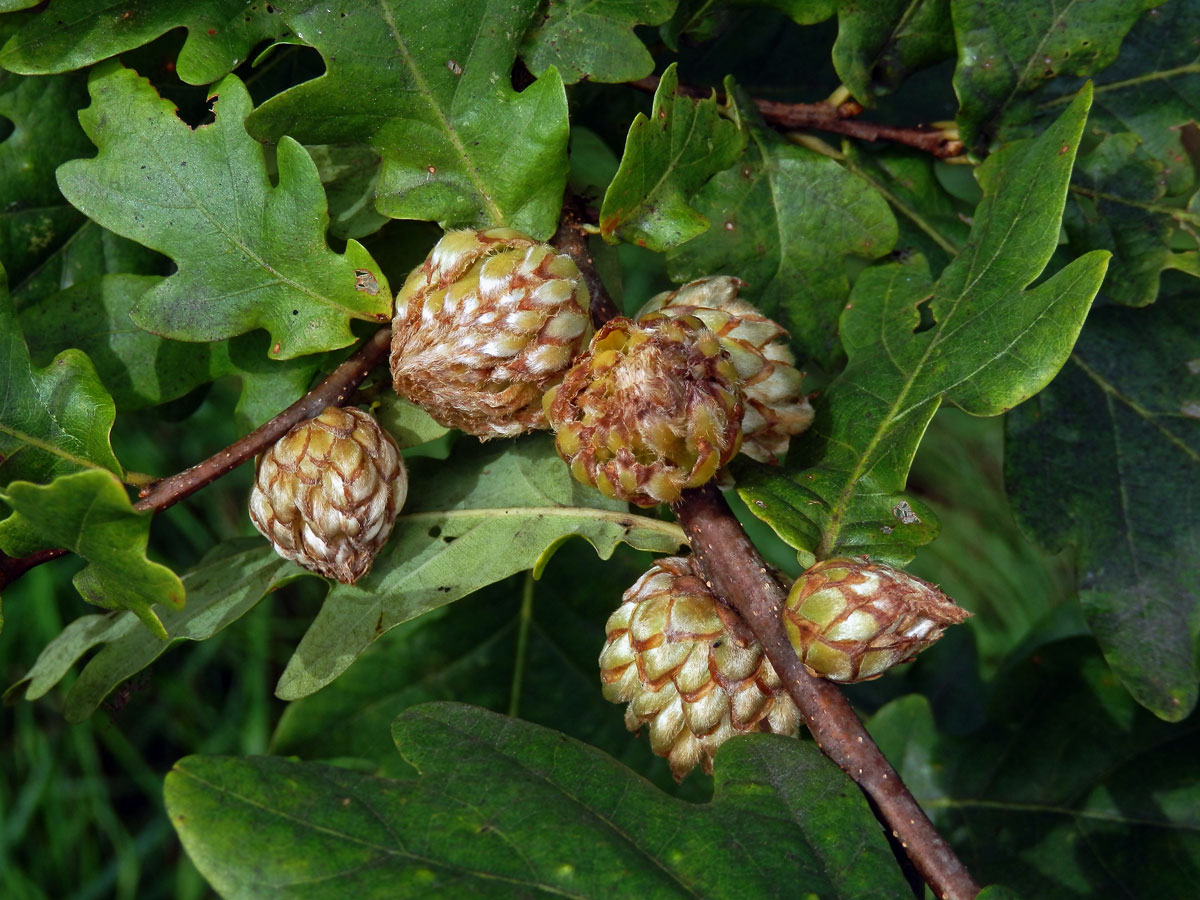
[545, 315, 743, 506]
[784, 557, 971, 682]
[600, 556, 800, 780]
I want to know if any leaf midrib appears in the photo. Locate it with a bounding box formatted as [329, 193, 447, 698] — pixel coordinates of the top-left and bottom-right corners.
[819, 147, 1053, 556]
[399, 505, 686, 543]
[170, 766, 591, 899]
[377, 0, 506, 226]
[0, 422, 109, 475]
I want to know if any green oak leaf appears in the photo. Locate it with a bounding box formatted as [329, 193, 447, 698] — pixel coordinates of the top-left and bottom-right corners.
[832, 0, 955, 105]
[303, 145, 391, 242]
[1035, 0, 1200, 196]
[1006, 293, 1200, 721]
[1037, 1, 1200, 305]
[869, 639, 1200, 898]
[1063, 132, 1198, 308]
[6, 539, 312, 720]
[738, 86, 1109, 566]
[246, 0, 569, 239]
[667, 84, 898, 365]
[167, 704, 912, 897]
[56, 62, 391, 361]
[0, 470, 184, 639]
[840, 145, 970, 273]
[0, 0, 291, 85]
[270, 545, 667, 784]
[521, 0, 675, 84]
[18, 274, 321, 426]
[952, 0, 1159, 151]
[276, 436, 686, 700]
[0, 272, 121, 487]
[599, 64, 745, 252]
[0, 68, 91, 286]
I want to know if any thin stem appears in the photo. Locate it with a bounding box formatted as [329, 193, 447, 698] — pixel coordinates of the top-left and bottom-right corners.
[508, 573, 535, 718]
[629, 76, 965, 159]
[135, 327, 393, 513]
[0, 548, 70, 587]
[561, 215, 979, 900]
[0, 327, 394, 591]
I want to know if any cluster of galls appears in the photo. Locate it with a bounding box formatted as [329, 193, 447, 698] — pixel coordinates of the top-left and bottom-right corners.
[248, 228, 970, 781]
[602, 554, 969, 779]
[252, 228, 813, 582]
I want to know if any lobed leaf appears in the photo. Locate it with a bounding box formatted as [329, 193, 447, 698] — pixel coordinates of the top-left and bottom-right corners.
[0, 0, 291, 85]
[0, 272, 121, 486]
[1005, 293, 1200, 720]
[1037, 0, 1200, 195]
[56, 62, 391, 360]
[17, 274, 322, 425]
[738, 86, 1109, 566]
[0, 67, 90, 285]
[247, 0, 570, 239]
[839, 145, 970, 273]
[1061, 132, 1196, 308]
[599, 64, 745, 251]
[951, 0, 1159, 150]
[167, 703, 912, 898]
[0, 470, 183, 638]
[521, 0, 675, 85]
[269, 543, 702, 791]
[869, 638, 1200, 898]
[667, 85, 898, 365]
[832, 0, 955, 105]
[275, 436, 686, 700]
[6, 539, 312, 720]
[1043, 1, 1200, 306]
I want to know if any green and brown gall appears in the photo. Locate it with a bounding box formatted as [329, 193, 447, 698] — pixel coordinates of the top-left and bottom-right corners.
[545, 314, 743, 506]
[390, 228, 591, 439]
[784, 557, 971, 682]
[249, 406, 406, 584]
[600, 556, 799, 780]
[637, 276, 812, 464]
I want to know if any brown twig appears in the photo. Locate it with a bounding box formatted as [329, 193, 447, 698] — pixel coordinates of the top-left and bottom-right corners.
[0, 547, 70, 587]
[557, 210, 978, 899]
[629, 75, 964, 158]
[0, 327, 394, 592]
[135, 327, 393, 512]
[552, 196, 622, 322]
[673, 485, 979, 900]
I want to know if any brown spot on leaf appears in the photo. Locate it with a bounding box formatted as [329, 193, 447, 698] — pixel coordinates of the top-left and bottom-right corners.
[354, 269, 380, 295]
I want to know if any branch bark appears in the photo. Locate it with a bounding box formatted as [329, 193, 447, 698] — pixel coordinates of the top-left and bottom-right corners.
[0, 327, 393, 591]
[134, 327, 393, 513]
[673, 484, 979, 900]
[629, 75, 965, 159]
[555, 211, 979, 900]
